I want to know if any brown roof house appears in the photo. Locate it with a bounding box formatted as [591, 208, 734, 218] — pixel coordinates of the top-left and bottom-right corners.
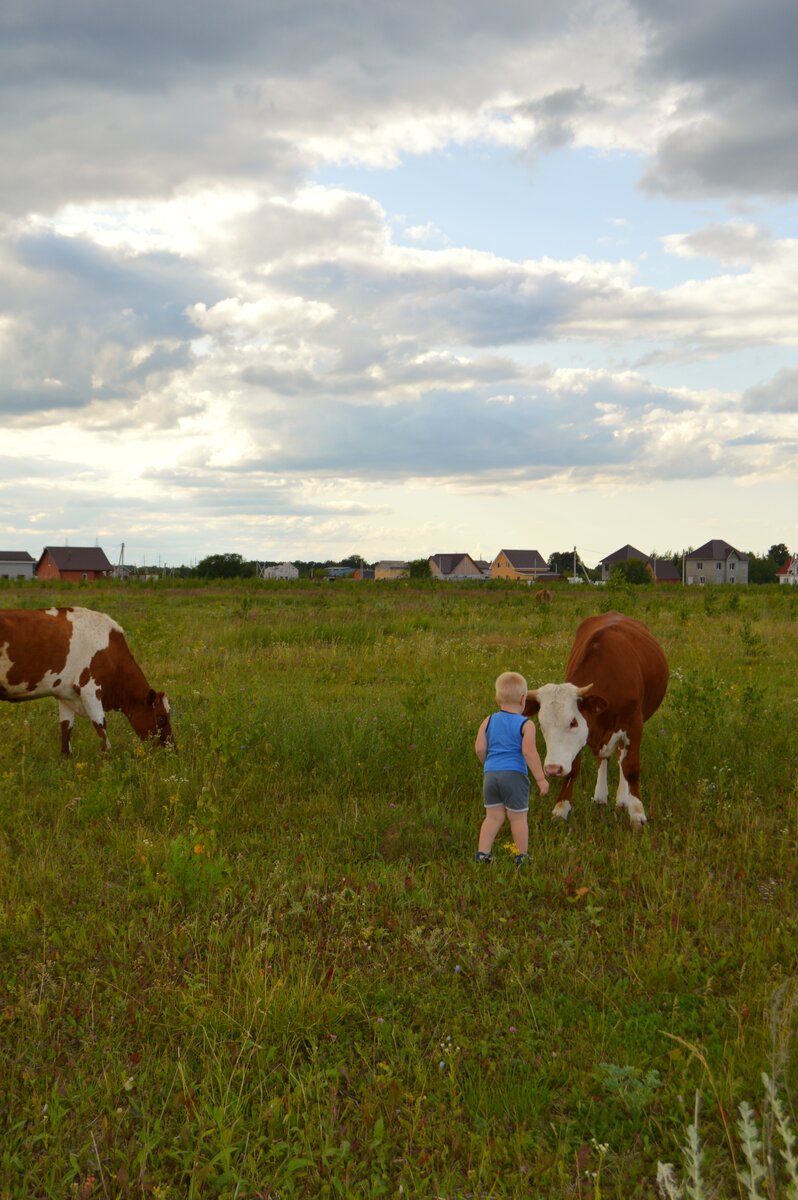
[0, 551, 36, 580]
[36, 546, 114, 581]
[599, 544, 680, 584]
[428, 553, 486, 581]
[684, 539, 748, 585]
[490, 549, 549, 582]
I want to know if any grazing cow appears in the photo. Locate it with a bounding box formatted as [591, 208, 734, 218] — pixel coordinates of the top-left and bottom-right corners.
[524, 611, 667, 827]
[0, 606, 173, 755]
[534, 588, 554, 605]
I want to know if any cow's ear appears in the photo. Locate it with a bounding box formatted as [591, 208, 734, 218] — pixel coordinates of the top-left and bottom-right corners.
[146, 688, 156, 707]
[579, 693, 607, 715]
[523, 690, 540, 717]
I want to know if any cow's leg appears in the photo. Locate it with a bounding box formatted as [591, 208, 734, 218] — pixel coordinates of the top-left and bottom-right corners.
[593, 757, 609, 805]
[73, 684, 111, 753]
[616, 732, 646, 827]
[552, 753, 580, 820]
[58, 701, 75, 756]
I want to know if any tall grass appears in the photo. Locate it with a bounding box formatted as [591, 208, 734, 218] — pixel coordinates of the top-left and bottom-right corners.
[0, 579, 796, 1197]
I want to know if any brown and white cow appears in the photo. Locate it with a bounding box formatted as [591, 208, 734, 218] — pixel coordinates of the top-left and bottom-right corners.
[0, 606, 173, 755]
[524, 611, 668, 827]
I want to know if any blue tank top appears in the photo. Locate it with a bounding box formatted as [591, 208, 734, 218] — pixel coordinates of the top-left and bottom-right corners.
[484, 711, 528, 774]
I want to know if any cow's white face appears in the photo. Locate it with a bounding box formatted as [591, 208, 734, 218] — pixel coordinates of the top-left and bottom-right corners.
[529, 682, 591, 777]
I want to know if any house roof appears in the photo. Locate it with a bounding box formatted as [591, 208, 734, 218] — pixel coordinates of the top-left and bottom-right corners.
[652, 560, 680, 582]
[0, 551, 35, 562]
[376, 560, 409, 569]
[494, 549, 547, 570]
[429, 553, 479, 575]
[689, 539, 748, 562]
[38, 546, 114, 572]
[600, 544, 649, 565]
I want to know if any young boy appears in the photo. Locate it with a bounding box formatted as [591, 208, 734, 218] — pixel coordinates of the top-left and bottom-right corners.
[474, 671, 549, 866]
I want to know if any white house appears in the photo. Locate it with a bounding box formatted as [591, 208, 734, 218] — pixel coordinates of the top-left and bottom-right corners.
[260, 561, 300, 580]
[0, 551, 36, 580]
[684, 539, 748, 585]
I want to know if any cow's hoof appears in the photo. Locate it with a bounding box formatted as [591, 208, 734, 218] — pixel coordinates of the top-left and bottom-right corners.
[593, 795, 608, 805]
[551, 802, 571, 821]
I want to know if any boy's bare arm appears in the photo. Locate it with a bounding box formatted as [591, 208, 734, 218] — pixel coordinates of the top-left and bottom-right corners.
[475, 717, 488, 763]
[522, 721, 549, 795]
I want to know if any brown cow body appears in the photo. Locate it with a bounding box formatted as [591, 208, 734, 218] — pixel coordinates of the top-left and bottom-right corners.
[525, 611, 668, 826]
[0, 606, 173, 755]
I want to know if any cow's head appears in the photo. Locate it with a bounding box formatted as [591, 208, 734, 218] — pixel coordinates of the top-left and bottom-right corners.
[145, 689, 175, 747]
[524, 683, 606, 776]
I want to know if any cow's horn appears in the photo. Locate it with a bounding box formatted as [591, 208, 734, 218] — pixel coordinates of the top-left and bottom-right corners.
[575, 683, 594, 697]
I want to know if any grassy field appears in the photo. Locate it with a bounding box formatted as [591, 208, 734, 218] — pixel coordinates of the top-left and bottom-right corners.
[0, 577, 796, 1199]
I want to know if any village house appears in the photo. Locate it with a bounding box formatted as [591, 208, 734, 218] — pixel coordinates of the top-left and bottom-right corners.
[36, 546, 114, 582]
[260, 562, 300, 580]
[374, 561, 410, 580]
[599, 544, 680, 584]
[777, 553, 798, 585]
[0, 551, 36, 580]
[684, 539, 748, 585]
[428, 553, 486, 581]
[490, 549, 549, 582]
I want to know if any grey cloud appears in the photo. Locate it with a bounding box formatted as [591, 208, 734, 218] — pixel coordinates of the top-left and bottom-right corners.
[634, 0, 798, 196]
[742, 368, 798, 413]
[513, 86, 597, 150]
[0, 229, 219, 424]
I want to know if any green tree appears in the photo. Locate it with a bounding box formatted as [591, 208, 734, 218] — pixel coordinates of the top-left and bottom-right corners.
[748, 553, 778, 584]
[768, 543, 790, 567]
[611, 558, 651, 585]
[408, 558, 431, 579]
[196, 553, 255, 579]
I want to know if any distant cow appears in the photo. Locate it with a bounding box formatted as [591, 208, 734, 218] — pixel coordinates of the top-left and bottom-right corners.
[524, 611, 667, 827]
[534, 588, 554, 605]
[0, 606, 173, 755]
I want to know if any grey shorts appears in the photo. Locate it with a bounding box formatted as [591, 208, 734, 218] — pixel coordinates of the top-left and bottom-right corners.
[483, 771, 530, 813]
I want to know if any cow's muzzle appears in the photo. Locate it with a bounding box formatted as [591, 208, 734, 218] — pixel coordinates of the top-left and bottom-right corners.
[544, 763, 566, 777]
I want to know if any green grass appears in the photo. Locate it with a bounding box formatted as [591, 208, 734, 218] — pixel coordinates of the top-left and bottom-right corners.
[0, 578, 796, 1198]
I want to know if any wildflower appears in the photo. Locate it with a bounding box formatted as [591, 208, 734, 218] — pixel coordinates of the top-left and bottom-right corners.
[454, 965, 461, 974]
[193, 844, 205, 855]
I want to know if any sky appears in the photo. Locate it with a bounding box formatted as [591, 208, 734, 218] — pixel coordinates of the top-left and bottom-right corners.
[1, 0, 797, 569]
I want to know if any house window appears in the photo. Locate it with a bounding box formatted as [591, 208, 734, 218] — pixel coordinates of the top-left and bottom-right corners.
[696, 562, 703, 570]
[729, 561, 735, 572]
[716, 562, 722, 572]
[699, 576, 706, 584]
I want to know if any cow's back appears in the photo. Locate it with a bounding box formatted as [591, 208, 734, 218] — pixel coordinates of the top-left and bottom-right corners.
[566, 611, 668, 720]
[0, 607, 122, 700]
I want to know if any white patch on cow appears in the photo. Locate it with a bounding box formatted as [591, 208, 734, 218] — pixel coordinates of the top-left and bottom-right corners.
[533, 683, 590, 777]
[46, 607, 60, 616]
[0, 641, 13, 687]
[163, 695, 170, 713]
[551, 798, 572, 821]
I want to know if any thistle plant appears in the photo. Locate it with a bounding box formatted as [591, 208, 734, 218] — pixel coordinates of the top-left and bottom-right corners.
[657, 1077, 798, 1200]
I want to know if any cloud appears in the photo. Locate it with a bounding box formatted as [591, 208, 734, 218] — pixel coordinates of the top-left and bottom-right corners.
[635, 0, 798, 197]
[742, 367, 798, 413]
[661, 221, 775, 266]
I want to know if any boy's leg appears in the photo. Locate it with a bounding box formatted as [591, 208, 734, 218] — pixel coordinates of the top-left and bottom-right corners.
[478, 806, 506, 855]
[507, 810, 529, 855]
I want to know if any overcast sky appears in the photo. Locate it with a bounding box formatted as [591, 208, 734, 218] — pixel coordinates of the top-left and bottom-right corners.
[1, 0, 796, 567]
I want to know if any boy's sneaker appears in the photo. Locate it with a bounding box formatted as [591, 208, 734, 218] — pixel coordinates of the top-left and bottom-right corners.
[474, 851, 492, 864]
[514, 852, 531, 868]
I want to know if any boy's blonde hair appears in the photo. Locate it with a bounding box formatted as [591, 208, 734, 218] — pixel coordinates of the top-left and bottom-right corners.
[495, 670, 528, 706]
